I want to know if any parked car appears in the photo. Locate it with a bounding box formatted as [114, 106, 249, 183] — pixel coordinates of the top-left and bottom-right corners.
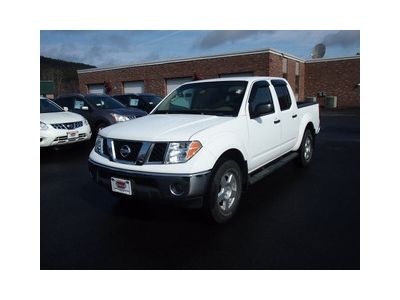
[54, 93, 147, 134]
[88, 77, 320, 223]
[40, 97, 92, 147]
[112, 93, 162, 113]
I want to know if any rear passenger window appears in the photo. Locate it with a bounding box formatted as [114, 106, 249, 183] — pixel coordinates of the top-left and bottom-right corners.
[273, 85, 292, 111]
[248, 81, 274, 115]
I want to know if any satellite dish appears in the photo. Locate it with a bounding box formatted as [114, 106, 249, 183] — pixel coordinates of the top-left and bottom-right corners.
[312, 43, 326, 59]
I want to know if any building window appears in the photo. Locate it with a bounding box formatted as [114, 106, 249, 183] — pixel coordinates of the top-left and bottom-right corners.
[295, 62, 300, 76]
[166, 77, 193, 94]
[282, 58, 288, 78]
[295, 75, 300, 93]
[123, 81, 144, 94]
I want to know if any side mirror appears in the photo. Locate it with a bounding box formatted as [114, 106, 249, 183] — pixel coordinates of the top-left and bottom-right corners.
[63, 107, 69, 112]
[81, 106, 89, 111]
[251, 103, 273, 118]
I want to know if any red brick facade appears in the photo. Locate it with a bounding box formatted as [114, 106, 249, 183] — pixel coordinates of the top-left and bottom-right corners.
[304, 58, 360, 108]
[78, 50, 360, 108]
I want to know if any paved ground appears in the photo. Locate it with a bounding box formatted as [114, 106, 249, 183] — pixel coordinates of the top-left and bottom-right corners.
[40, 110, 360, 269]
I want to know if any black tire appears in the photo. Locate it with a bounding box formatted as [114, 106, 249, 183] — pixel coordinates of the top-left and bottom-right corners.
[204, 160, 242, 223]
[298, 128, 314, 167]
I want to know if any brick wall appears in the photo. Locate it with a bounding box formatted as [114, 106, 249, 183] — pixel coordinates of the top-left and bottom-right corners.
[304, 58, 360, 108]
[267, 53, 305, 100]
[78, 51, 360, 108]
[79, 53, 270, 97]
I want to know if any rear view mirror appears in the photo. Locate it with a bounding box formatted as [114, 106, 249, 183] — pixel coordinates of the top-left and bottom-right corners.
[81, 106, 89, 111]
[63, 107, 68, 112]
[251, 103, 273, 118]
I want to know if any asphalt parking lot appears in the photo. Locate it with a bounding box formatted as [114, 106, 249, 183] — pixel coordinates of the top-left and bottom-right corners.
[40, 110, 360, 270]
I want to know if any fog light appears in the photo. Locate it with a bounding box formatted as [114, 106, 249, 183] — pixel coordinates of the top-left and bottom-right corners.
[170, 182, 184, 196]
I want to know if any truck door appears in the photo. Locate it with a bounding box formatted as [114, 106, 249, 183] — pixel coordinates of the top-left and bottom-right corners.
[271, 80, 299, 151]
[247, 80, 282, 172]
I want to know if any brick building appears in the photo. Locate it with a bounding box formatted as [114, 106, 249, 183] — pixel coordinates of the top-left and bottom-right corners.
[77, 48, 360, 108]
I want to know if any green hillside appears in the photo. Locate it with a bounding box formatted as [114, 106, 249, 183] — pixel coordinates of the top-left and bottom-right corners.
[40, 56, 95, 96]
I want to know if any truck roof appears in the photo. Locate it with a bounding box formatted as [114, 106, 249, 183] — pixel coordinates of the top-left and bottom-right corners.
[185, 76, 287, 84]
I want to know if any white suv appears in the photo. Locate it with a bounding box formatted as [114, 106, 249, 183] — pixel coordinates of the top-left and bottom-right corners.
[40, 97, 92, 147]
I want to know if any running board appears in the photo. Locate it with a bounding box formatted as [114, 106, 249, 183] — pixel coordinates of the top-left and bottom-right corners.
[248, 152, 299, 185]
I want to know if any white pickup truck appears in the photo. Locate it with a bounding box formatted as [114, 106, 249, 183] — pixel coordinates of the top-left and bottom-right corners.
[89, 77, 320, 222]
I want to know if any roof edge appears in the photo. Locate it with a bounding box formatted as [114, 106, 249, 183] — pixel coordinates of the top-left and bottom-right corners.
[77, 48, 305, 74]
[77, 49, 360, 74]
[305, 56, 360, 63]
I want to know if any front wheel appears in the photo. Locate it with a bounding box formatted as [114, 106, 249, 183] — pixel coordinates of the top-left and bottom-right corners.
[298, 129, 314, 167]
[205, 160, 242, 223]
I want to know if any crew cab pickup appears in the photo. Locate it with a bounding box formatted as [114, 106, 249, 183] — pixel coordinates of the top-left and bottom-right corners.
[88, 77, 320, 223]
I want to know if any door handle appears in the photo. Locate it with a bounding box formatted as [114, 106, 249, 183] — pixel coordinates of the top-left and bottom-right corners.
[274, 119, 280, 124]
[292, 114, 297, 118]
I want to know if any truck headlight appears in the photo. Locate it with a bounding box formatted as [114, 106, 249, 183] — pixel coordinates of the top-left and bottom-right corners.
[95, 135, 104, 155]
[40, 121, 48, 130]
[165, 141, 202, 164]
[83, 118, 89, 126]
[111, 113, 129, 122]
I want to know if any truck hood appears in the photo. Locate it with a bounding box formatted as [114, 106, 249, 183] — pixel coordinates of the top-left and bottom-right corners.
[100, 114, 235, 141]
[40, 112, 85, 124]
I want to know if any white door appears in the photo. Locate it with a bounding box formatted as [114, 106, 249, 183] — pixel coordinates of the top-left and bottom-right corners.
[247, 81, 282, 172]
[123, 81, 144, 94]
[88, 84, 104, 94]
[166, 77, 192, 94]
[271, 82, 299, 151]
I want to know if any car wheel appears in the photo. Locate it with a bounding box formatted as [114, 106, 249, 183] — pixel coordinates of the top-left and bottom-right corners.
[205, 160, 242, 223]
[298, 129, 314, 167]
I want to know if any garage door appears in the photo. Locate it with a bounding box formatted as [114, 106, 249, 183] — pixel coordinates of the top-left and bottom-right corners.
[166, 77, 192, 94]
[123, 81, 144, 94]
[219, 72, 254, 78]
[88, 84, 104, 94]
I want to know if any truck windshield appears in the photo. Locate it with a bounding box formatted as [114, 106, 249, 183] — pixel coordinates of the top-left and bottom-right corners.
[154, 81, 248, 116]
[40, 98, 63, 113]
[86, 95, 126, 109]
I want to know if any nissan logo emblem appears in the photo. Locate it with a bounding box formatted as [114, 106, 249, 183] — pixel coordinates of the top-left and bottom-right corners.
[120, 145, 131, 158]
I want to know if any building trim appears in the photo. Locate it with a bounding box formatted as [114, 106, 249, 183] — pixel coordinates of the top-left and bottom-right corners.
[77, 48, 360, 75]
[77, 48, 305, 74]
[305, 56, 360, 63]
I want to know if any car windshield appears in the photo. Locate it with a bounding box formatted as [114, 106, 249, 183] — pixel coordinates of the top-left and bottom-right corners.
[86, 95, 125, 109]
[153, 81, 248, 116]
[40, 98, 63, 113]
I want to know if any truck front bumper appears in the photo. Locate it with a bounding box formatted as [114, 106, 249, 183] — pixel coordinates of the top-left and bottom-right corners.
[88, 159, 211, 208]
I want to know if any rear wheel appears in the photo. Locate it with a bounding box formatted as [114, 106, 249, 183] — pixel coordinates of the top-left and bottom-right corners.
[298, 129, 314, 167]
[205, 160, 242, 223]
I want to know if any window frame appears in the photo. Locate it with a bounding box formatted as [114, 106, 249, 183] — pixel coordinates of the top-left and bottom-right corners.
[248, 80, 275, 118]
[271, 80, 292, 111]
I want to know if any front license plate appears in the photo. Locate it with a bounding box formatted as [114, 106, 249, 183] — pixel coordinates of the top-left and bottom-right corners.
[111, 177, 132, 195]
[67, 131, 78, 139]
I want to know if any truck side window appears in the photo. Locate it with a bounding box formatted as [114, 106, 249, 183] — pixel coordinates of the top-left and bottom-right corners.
[274, 85, 292, 111]
[248, 81, 274, 115]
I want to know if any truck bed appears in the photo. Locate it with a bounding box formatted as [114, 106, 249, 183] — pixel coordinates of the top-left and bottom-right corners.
[296, 101, 318, 108]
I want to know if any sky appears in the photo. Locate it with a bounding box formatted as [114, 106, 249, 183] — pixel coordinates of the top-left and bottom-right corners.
[40, 30, 360, 68]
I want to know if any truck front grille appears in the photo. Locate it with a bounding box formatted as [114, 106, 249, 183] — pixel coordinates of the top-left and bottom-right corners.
[113, 140, 142, 162]
[51, 121, 83, 130]
[102, 139, 169, 165]
[148, 143, 168, 162]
